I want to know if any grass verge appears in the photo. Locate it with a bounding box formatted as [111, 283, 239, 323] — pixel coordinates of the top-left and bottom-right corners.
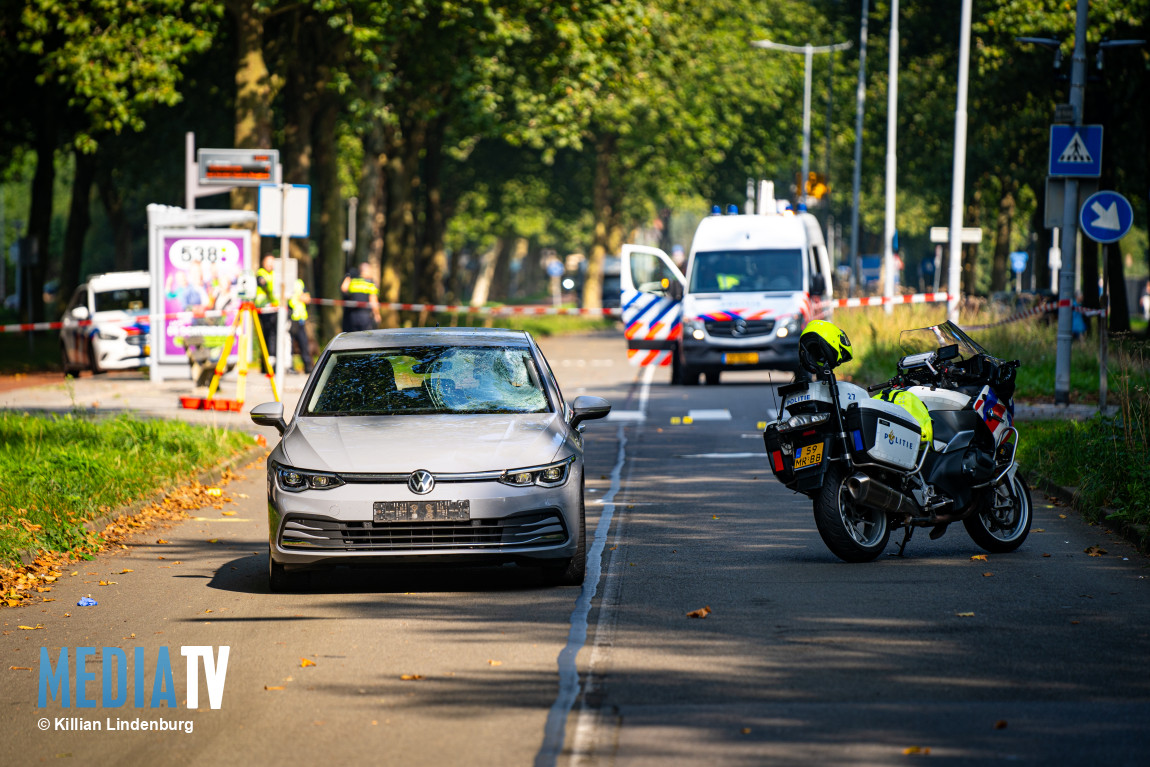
[0, 412, 252, 566]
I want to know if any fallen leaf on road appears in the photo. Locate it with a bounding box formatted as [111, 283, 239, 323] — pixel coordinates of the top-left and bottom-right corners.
[10, 666, 32, 671]
[156, 540, 170, 545]
[1070, 620, 1081, 625]
[1043, 553, 1051, 558]
[237, 493, 250, 499]
[18, 625, 44, 630]
[120, 569, 134, 574]
[1085, 546, 1106, 557]
[971, 555, 988, 562]
[97, 581, 117, 586]
[903, 746, 931, 755]
[994, 720, 1008, 729]
[982, 572, 994, 577]
[400, 674, 424, 681]
[301, 658, 316, 668]
[206, 488, 222, 497]
[222, 512, 236, 517]
[711, 515, 720, 520]
[741, 728, 752, 735]
[1058, 514, 1067, 519]
[487, 660, 503, 666]
[1033, 528, 1045, 532]
[70, 572, 78, 577]
[956, 612, 975, 618]
[686, 606, 712, 619]
[264, 686, 285, 691]
[207, 539, 219, 544]
[204, 610, 213, 614]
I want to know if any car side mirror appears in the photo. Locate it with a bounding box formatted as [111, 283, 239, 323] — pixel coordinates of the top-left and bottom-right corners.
[809, 274, 826, 295]
[570, 395, 611, 429]
[250, 401, 287, 435]
[668, 280, 684, 302]
[70, 306, 89, 321]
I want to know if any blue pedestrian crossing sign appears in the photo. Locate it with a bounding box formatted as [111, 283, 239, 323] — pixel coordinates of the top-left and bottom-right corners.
[1080, 191, 1133, 244]
[1049, 125, 1102, 177]
[1010, 251, 1028, 274]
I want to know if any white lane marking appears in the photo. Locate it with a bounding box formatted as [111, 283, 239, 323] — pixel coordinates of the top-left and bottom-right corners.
[676, 452, 762, 459]
[606, 410, 645, 422]
[536, 364, 652, 766]
[687, 408, 731, 421]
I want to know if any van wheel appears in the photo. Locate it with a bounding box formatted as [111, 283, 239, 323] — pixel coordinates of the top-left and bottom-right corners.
[705, 370, 721, 385]
[678, 357, 700, 386]
[670, 351, 683, 385]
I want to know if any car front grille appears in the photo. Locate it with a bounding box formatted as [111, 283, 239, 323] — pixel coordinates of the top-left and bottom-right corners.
[280, 510, 568, 551]
[704, 318, 776, 338]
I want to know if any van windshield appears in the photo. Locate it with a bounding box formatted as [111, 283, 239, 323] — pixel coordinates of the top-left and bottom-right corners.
[689, 249, 804, 293]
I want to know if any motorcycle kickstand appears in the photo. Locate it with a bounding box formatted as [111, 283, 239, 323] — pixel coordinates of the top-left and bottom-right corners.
[894, 525, 915, 557]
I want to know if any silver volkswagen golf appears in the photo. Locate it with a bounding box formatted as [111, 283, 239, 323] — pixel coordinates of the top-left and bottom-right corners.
[250, 327, 610, 591]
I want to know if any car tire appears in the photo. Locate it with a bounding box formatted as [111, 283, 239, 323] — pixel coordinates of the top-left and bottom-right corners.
[542, 494, 586, 587]
[705, 369, 721, 385]
[268, 551, 312, 593]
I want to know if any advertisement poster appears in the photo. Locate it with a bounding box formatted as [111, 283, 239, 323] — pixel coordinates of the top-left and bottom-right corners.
[157, 230, 251, 364]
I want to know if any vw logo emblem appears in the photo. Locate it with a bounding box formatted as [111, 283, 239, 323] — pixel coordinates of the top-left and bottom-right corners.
[732, 318, 747, 337]
[408, 470, 434, 495]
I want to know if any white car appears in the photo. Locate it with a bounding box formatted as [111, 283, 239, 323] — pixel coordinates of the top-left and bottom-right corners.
[60, 271, 151, 375]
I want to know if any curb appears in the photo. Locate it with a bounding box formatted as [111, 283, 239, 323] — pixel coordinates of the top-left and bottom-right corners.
[1025, 471, 1150, 556]
[16, 442, 269, 567]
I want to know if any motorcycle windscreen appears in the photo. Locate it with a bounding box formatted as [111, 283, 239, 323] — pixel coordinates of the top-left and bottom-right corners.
[620, 245, 684, 367]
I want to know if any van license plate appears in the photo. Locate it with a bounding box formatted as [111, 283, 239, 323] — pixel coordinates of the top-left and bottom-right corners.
[724, 352, 759, 365]
[793, 442, 824, 469]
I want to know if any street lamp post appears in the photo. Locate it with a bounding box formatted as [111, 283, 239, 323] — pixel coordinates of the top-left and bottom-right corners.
[752, 38, 852, 211]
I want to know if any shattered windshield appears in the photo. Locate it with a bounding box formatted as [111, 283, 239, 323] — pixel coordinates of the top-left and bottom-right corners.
[899, 321, 990, 361]
[306, 345, 550, 416]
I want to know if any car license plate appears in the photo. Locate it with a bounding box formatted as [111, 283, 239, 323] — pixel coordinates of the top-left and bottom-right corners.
[724, 352, 759, 365]
[793, 442, 824, 469]
[373, 500, 470, 522]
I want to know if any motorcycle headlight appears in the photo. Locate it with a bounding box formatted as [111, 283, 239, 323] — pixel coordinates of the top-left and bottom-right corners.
[777, 412, 830, 432]
[499, 457, 574, 488]
[273, 461, 344, 492]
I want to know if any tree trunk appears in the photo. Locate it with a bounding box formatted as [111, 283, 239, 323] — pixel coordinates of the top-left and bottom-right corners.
[470, 238, 503, 308]
[961, 195, 980, 297]
[1106, 244, 1130, 333]
[360, 119, 386, 281]
[419, 119, 448, 304]
[228, 0, 274, 215]
[60, 150, 97, 305]
[312, 93, 343, 344]
[26, 130, 56, 323]
[583, 133, 619, 311]
[990, 177, 1014, 293]
[97, 163, 133, 271]
[282, 8, 317, 287]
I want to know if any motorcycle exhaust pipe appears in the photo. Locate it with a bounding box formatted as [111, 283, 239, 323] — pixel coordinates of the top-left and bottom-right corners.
[846, 473, 915, 515]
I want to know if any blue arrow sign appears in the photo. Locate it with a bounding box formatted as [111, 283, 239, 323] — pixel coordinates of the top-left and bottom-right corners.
[1080, 191, 1133, 244]
[1009, 251, 1028, 274]
[1049, 125, 1103, 177]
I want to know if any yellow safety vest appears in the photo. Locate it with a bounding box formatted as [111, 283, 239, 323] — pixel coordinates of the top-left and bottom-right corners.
[289, 279, 308, 321]
[255, 267, 278, 308]
[346, 277, 378, 299]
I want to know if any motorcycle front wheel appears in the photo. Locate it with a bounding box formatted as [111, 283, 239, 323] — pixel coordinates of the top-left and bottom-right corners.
[964, 472, 1032, 553]
[813, 465, 891, 562]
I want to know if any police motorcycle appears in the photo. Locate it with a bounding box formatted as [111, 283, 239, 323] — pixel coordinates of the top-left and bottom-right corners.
[762, 320, 1031, 562]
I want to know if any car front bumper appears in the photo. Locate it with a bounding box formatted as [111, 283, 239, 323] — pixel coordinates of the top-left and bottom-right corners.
[267, 463, 583, 569]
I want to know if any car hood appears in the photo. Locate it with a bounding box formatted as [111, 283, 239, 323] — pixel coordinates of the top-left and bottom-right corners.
[280, 413, 570, 474]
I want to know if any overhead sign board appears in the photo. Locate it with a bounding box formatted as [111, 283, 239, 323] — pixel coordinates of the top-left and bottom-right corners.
[1080, 191, 1133, 244]
[198, 148, 279, 186]
[257, 184, 312, 238]
[1048, 125, 1102, 178]
[929, 226, 983, 244]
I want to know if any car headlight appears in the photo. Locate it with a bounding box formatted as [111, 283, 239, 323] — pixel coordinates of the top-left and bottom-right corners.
[96, 328, 119, 341]
[499, 457, 574, 488]
[776, 315, 802, 339]
[272, 461, 344, 492]
[684, 318, 705, 341]
[777, 412, 830, 432]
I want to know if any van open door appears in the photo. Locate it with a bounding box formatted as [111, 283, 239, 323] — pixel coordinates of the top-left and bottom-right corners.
[619, 244, 686, 369]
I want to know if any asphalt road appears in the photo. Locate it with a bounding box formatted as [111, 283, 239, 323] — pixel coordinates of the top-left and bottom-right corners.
[2, 333, 1149, 766]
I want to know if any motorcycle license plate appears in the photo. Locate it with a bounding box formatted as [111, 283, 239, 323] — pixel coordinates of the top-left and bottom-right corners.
[793, 442, 824, 469]
[723, 352, 759, 365]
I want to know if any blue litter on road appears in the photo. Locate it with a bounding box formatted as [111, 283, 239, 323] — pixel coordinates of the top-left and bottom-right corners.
[77, 597, 98, 607]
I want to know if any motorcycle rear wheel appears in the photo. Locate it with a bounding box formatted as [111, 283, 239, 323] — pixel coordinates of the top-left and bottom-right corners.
[813, 465, 891, 562]
[964, 473, 1032, 553]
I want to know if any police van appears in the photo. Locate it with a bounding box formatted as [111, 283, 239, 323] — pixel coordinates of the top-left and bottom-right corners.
[620, 204, 833, 384]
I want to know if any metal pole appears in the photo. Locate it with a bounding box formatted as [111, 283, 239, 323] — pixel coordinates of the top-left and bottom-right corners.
[185, 132, 196, 211]
[276, 184, 289, 396]
[946, 0, 973, 323]
[801, 44, 813, 211]
[882, 0, 899, 314]
[849, 0, 869, 297]
[1054, 0, 1089, 405]
[1100, 242, 1108, 410]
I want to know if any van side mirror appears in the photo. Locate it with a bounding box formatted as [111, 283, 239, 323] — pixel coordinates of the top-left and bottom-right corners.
[668, 280, 684, 302]
[809, 274, 826, 295]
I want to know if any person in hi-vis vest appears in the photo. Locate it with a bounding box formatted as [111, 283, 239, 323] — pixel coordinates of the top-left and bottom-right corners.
[254, 255, 279, 372]
[288, 277, 314, 373]
[340, 262, 382, 332]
